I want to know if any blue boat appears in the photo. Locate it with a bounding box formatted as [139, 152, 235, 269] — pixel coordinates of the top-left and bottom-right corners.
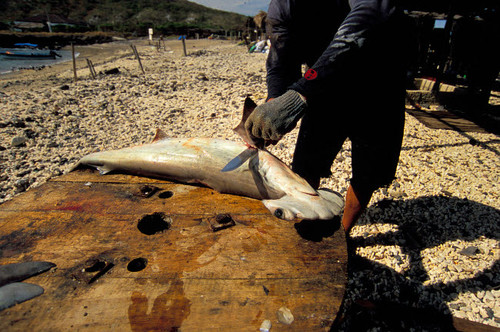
[14, 43, 39, 48]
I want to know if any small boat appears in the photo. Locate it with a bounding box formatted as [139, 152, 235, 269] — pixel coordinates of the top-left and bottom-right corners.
[13, 43, 39, 48]
[0, 50, 61, 59]
[1, 44, 61, 60]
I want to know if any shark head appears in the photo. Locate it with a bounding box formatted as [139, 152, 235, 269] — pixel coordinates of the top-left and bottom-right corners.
[263, 189, 344, 221]
[236, 97, 345, 221]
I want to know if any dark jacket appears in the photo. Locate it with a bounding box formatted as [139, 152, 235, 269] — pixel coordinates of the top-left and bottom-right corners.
[266, 0, 408, 100]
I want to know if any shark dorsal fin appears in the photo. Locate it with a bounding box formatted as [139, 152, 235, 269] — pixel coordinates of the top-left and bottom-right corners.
[233, 96, 258, 147]
[153, 129, 168, 142]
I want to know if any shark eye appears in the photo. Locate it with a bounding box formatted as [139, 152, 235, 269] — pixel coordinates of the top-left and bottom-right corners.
[274, 208, 284, 219]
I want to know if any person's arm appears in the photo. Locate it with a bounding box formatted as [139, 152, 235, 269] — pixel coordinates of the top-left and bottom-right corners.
[246, 0, 401, 145]
[289, 0, 400, 98]
[266, 0, 303, 100]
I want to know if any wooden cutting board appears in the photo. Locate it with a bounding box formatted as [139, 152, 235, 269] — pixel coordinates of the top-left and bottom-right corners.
[0, 168, 347, 331]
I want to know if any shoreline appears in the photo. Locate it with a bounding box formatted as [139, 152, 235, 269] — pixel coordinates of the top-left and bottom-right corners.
[0, 38, 235, 90]
[0, 39, 499, 329]
[1, 39, 140, 84]
[0, 49, 79, 75]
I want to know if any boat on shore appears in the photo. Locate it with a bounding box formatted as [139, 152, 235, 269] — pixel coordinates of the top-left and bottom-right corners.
[0, 50, 60, 59]
[0, 43, 61, 60]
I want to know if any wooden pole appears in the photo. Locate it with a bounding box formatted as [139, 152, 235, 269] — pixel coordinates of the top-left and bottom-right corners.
[130, 45, 145, 74]
[181, 37, 187, 56]
[91, 60, 97, 78]
[156, 36, 164, 52]
[71, 43, 77, 82]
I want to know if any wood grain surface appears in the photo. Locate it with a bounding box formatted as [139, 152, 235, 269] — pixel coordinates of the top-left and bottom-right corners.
[0, 168, 347, 331]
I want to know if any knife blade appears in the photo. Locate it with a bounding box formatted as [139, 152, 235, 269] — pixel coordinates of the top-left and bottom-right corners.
[0, 261, 56, 287]
[221, 148, 258, 172]
[0, 282, 45, 311]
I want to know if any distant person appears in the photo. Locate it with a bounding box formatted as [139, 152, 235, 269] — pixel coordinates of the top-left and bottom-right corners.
[245, 0, 410, 233]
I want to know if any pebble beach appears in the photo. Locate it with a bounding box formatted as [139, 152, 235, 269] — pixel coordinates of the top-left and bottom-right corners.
[1, 39, 499, 329]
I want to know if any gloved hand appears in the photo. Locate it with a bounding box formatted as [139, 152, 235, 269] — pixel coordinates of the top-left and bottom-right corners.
[245, 90, 307, 147]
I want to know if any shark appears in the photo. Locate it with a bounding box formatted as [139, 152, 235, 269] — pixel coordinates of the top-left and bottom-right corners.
[75, 98, 344, 221]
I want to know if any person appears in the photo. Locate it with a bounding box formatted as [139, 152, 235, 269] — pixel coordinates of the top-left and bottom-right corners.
[244, 0, 410, 234]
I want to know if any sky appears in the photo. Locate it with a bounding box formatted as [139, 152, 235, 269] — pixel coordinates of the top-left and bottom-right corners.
[188, 0, 270, 16]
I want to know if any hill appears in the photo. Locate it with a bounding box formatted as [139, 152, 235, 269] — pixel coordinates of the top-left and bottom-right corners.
[0, 0, 250, 35]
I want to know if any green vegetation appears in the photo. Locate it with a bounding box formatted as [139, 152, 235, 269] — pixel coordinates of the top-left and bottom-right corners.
[0, 0, 249, 35]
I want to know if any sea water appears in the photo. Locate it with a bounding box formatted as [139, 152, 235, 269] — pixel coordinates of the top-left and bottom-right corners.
[0, 48, 78, 74]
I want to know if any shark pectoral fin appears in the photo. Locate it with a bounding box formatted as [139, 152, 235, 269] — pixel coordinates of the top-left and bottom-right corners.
[95, 165, 115, 175]
[71, 161, 113, 175]
[0, 282, 44, 311]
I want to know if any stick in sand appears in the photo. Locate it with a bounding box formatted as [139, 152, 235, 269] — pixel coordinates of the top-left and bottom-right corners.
[181, 36, 187, 56]
[86, 59, 96, 79]
[71, 43, 77, 82]
[130, 45, 145, 74]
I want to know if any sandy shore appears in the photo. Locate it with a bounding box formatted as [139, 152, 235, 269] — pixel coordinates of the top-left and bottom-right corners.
[1, 38, 499, 329]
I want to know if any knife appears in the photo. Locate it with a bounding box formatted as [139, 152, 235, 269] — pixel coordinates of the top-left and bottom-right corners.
[0, 283, 45, 311]
[221, 148, 258, 172]
[0, 261, 56, 311]
[0, 261, 56, 287]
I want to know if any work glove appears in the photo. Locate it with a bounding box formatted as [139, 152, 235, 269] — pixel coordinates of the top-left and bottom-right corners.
[245, 90, 307, 147]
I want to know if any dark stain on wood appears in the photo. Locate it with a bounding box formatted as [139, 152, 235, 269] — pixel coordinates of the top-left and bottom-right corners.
[128, 277, 191, 332]
[0, 227, 46, 258]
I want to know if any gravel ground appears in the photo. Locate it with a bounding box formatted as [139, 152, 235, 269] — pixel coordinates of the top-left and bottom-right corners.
[1, 39, 499, 330]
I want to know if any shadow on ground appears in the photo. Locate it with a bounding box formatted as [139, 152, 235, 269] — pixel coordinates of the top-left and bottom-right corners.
[437, 89, 500, 136]
[330, 196, 499, 331]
